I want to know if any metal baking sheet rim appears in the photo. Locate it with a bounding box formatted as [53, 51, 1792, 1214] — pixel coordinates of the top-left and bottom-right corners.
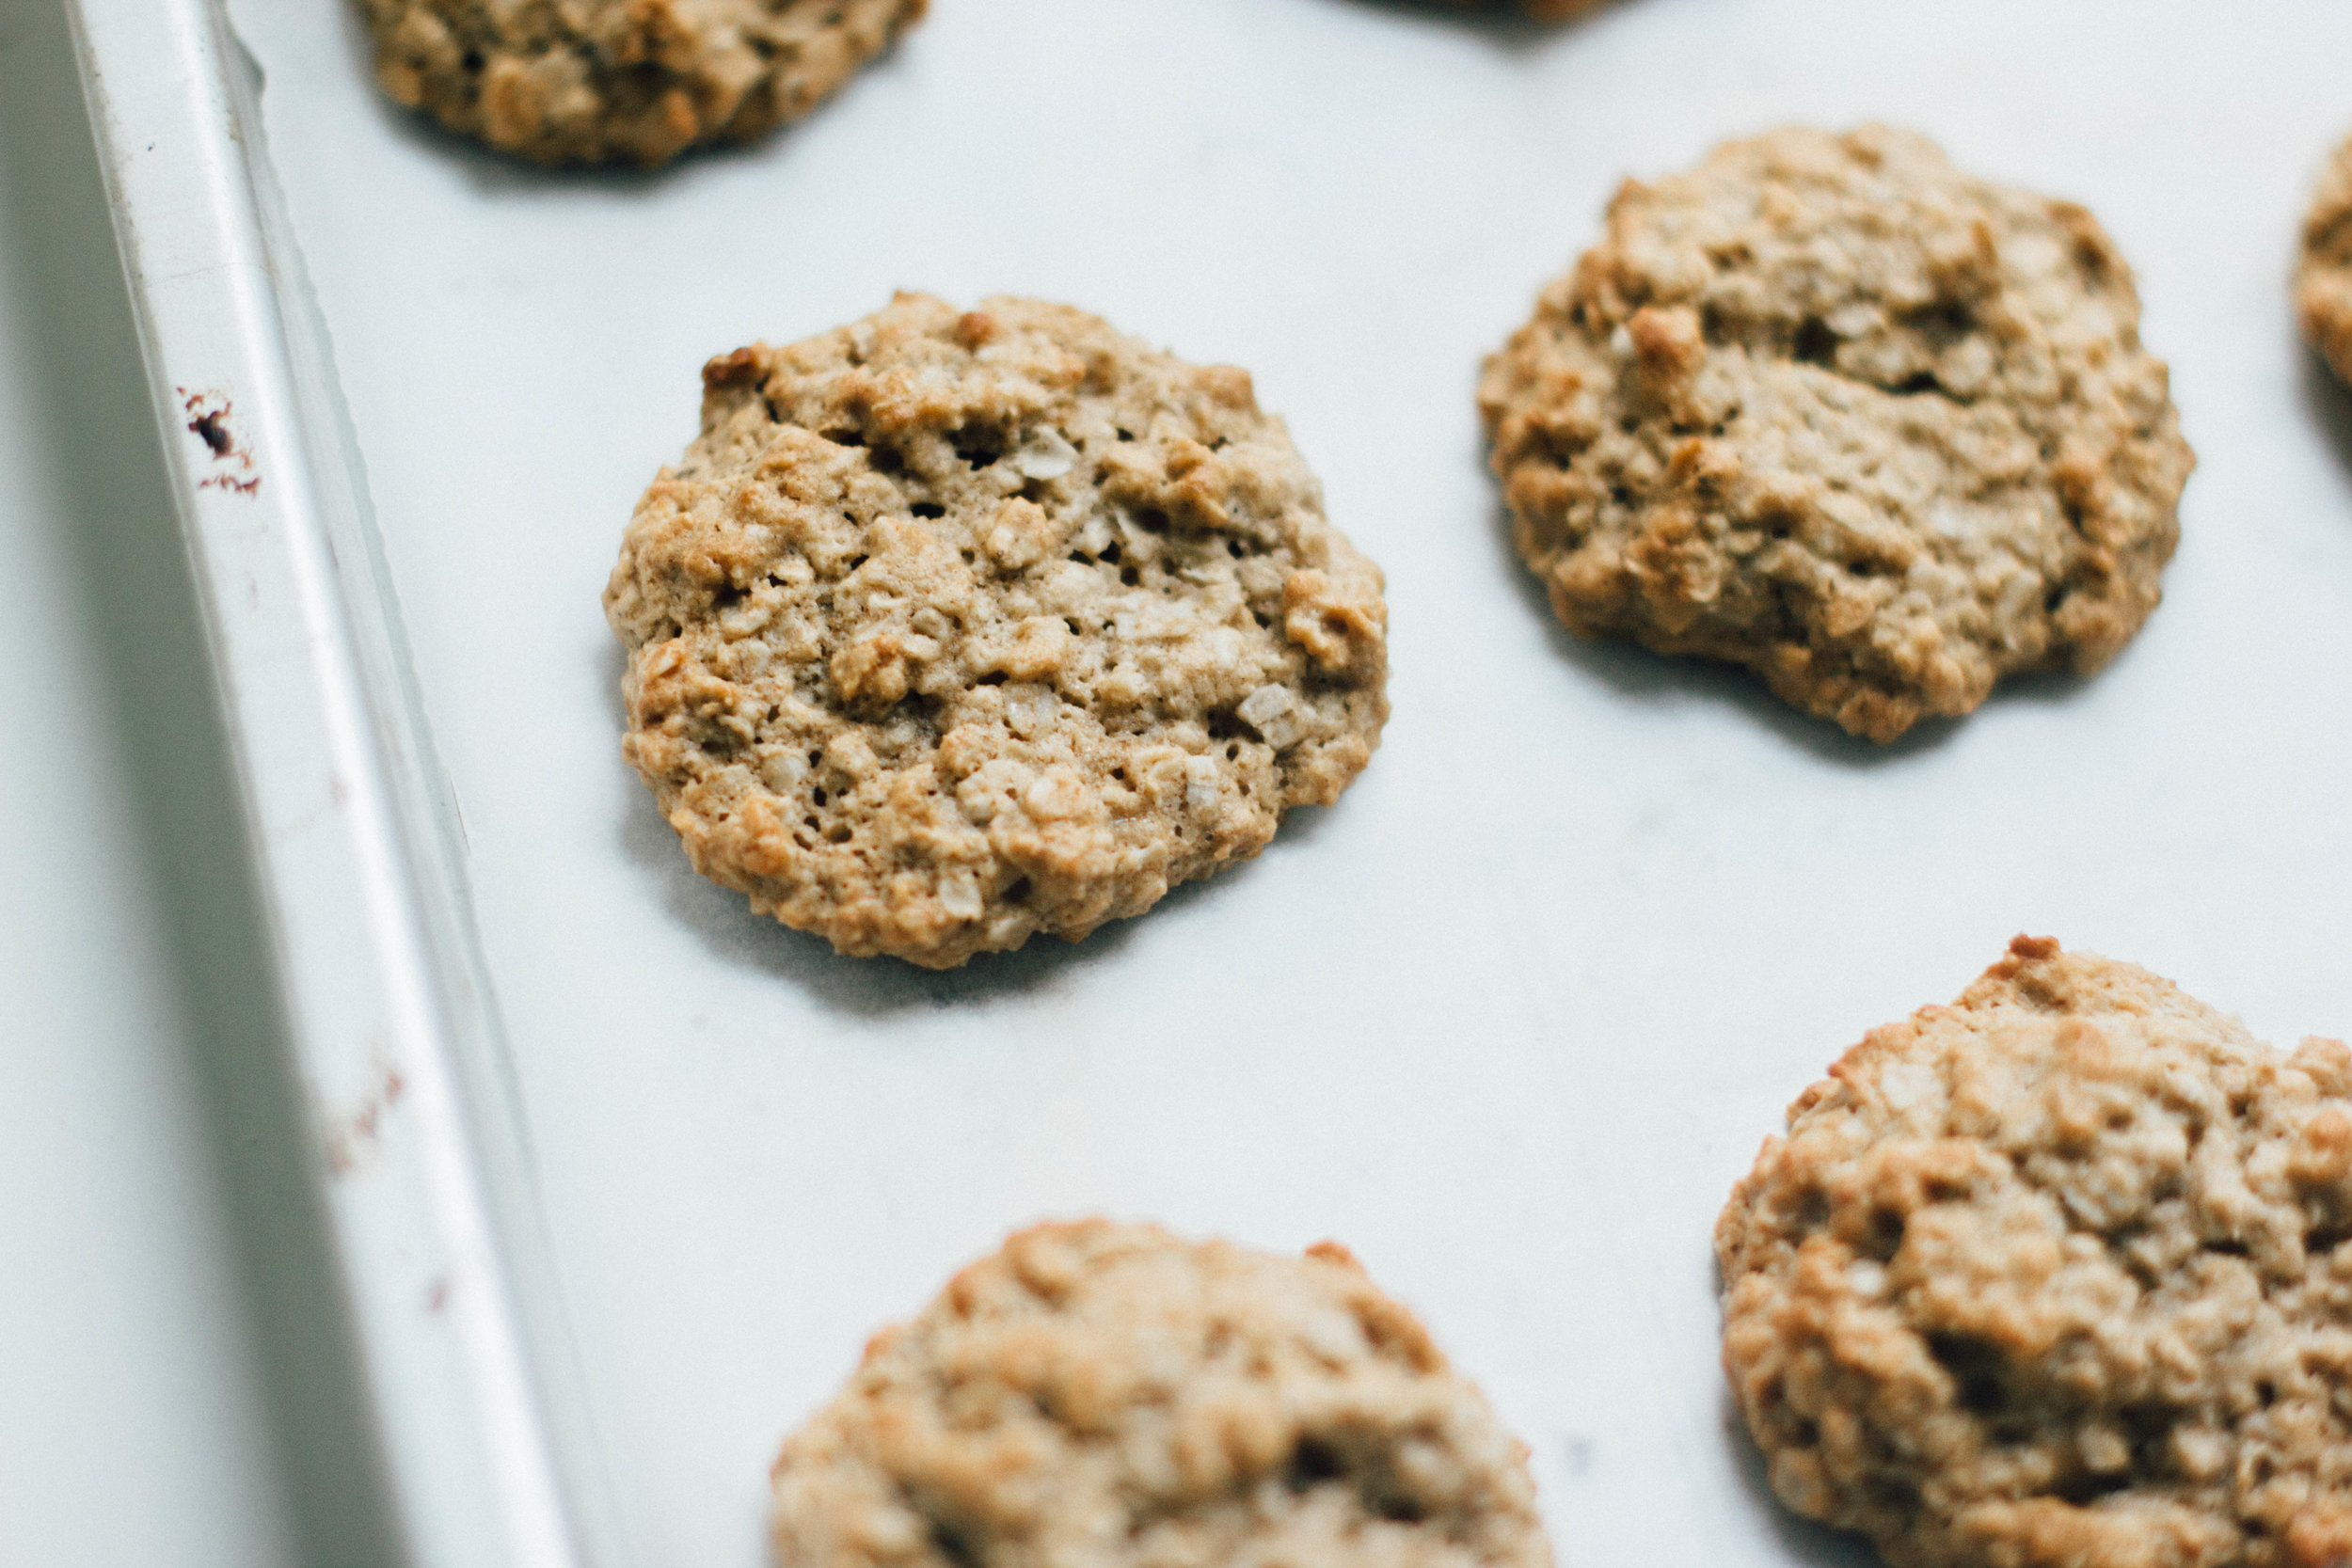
[65, 1, 613, 1564]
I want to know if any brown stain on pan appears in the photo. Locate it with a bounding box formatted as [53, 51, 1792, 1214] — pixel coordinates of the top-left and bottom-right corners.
[177, 387, 262, 496]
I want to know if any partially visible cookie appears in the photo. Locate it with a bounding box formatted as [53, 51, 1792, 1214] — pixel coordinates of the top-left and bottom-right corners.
[771, 1220, 1554, 1568]
[604, 293, 1388, 968]
[358, 0, 925, 166]
[1432, 0, 1613, 22]
[1482, 125, 2193, 742]
[2298, 134, 2352, 386]
[1719, 936, 2352, 1568]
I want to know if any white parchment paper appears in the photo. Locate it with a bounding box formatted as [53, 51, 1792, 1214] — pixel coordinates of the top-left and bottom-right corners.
[220, 0, 2352, 1561]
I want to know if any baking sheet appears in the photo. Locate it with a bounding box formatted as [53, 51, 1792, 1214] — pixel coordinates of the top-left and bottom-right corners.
[219, 0, 2352, 1561]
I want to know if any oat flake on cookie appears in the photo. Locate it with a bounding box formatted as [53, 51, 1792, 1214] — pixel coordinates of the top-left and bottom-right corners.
[604, 293, 1389, 968]
[1482, 125, 2193, 742]
[1720, 936, 2352, 1568]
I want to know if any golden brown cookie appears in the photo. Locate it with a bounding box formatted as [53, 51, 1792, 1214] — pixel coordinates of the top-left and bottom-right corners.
[1719, 936, 2352, 1568]
[2297, 134, 2352, 387]
[358, 0, 925, 166]
[1481, 126, 2194, 742]
[604, 294, 1389, 968]
[771, 1220, 1554, 1568]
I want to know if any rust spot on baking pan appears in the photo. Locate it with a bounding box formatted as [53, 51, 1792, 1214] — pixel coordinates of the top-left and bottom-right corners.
[177, 387, 262, 497]
[191, 405, 230, 455]
[323, 1060, 408, 1177]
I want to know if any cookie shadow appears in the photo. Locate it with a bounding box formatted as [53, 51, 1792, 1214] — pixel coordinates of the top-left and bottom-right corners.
[2300, 341, 2352, 480]
[1720, 1392, 1884, 1568]
[604, 646, 1327, 1020]
[1486, 503, 1972, 767]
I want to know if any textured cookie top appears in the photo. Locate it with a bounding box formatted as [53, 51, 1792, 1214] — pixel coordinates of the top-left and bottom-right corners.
[771, 1220, 1553, 1568]
[1481, 125, 2193, 742]
[358, 0, 924, 166]
[2298, 135, 2352, 387]
[1718, 936, 2352, 1568]
[604, 294, 1388, 968]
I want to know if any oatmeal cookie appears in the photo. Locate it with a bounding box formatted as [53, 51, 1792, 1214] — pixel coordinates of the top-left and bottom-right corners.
[358, 0, 925, 166]
[1718, 935, 2352, 1568]
[2298, 134, 2352, 387]
[604, 294, 1388, 968]
[1481, 126, 2193, 742]
[771, 1220, 1553, 1568]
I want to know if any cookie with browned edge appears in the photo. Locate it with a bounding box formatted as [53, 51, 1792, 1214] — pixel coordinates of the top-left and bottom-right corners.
[359, 0, 924, 166]
[1482, 126, 2192, 742]
[605, 294, 1388, 967]
[1720, 936, 2352, 1568]
[771, 1220, 1553, 1568]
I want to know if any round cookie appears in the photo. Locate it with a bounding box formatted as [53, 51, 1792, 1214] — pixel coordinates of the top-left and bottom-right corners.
[771, 1220, 1554, 1568]
[358, 0, 925, 166]
[2297, 134, 2352, 387]
[1718, 935, 2352, 1568]
[604, 293, 1389, 968]
[1481, 125, 2194, 742]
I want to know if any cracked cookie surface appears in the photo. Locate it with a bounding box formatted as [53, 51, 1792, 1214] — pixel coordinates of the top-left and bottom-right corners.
[2298, 134, 2352, 387]
[358, 0, 924, 166]
[1719, 936, 2352, 1568]
[771, 1220, 1553, 1568]
[1481, 125, 2192, 741]
[604, 293, 1388, 968]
